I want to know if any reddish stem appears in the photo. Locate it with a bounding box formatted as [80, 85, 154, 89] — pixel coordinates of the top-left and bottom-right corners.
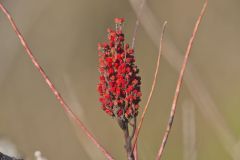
[155, 1, 208, 160]
[0, 3, 114, 160]
[131, 1, 146, 158]
[133, 141, 138, 160]
[132, 21, 167, 152]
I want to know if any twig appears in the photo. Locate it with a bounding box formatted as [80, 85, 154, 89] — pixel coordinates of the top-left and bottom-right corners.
[118, 120, 135, 160]
[0, 3, 114, 160]
[133, 142, 138, 160]
[130, 1, 146, 159]
[129, 0, 240, 159]
[132, 21, 167, 152]
[155, 1, 208, 159]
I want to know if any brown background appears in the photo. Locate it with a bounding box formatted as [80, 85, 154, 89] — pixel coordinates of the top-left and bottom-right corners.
[0, 0, 239, 159]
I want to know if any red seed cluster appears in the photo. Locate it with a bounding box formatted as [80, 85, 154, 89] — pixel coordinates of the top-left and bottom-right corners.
[97, 18, 142, 120]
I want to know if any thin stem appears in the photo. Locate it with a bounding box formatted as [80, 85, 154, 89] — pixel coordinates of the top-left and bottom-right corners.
[0, 3, 114, 160]
[118, 119, 135, 160]
[133, 141, 138, 160]
[124, 125, 134, 160]
[130, 1, 240, 159]
[155, 1, 208, 160]
[130, 1, 146, 159]
[132, 21, 167, 151]
[128, 117, 138, 159]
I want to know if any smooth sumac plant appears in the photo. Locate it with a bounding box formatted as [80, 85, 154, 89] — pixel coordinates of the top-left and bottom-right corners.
[97, 18, 142, 160]
[0, 1, 207, 160]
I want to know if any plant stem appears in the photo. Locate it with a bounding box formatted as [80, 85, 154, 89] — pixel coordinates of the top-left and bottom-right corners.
[0, 3, 114, 160]
[155, 1, 208, 159]
[132, 21, 167, 152]
[118, 119, 135, 160]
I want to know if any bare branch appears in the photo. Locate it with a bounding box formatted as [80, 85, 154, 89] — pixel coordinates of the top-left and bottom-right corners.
[156, 1, 208, 159]
[132, 21, 167, 151]
[129, 0, 240, 158]
[0, 3, 114, 160]
[130, 1, 146, 158]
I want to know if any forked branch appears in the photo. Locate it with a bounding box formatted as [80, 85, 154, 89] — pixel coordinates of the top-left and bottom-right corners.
[156, 1, 208, 159]
[0, 3, 114, 160]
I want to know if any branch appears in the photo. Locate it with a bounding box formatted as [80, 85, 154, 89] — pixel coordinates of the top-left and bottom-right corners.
[130, 1, 146, 159]
[129, 0, 240, 159]
[118, 120, 134, 160]
[0, 3, 114, 160]
[155, 1, 208, 159]
[132, 21, 167, 151]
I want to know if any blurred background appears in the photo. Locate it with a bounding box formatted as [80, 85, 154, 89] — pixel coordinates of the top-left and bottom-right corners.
[0, 0, 240, 159]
